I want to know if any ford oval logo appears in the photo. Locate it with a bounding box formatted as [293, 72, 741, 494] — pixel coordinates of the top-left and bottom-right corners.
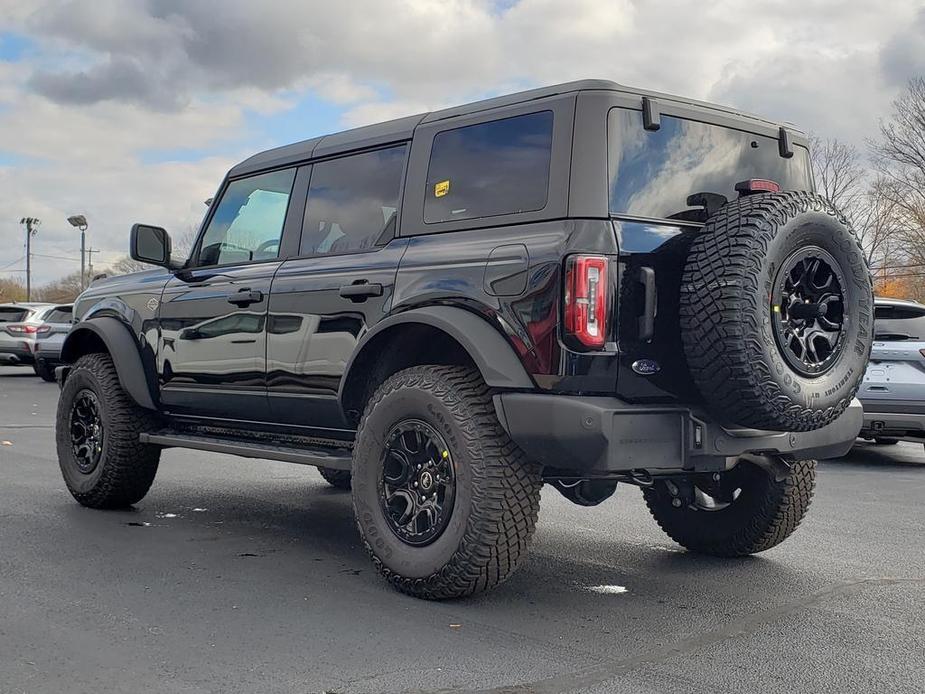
[632, 359, 661, 376]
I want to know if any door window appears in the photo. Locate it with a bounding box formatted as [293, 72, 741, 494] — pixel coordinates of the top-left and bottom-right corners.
[300, 145, 407, 255]
[198, 168, 296, 266]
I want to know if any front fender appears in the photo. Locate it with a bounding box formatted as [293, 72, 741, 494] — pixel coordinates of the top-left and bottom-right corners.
[61, 317, 158, 411]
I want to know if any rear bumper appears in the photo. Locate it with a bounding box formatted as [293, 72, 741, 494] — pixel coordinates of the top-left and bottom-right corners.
[0, 347, 34, 365]
[494, 393, 863, 475]
[860, 405, 925, 439]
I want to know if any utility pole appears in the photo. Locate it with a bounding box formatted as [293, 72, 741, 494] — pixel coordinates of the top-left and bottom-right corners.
[19, 217, 40, 301]
[86, 247, 100, 281]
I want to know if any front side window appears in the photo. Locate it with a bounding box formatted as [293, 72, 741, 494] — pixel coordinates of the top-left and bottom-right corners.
[608, 108, 813, 222]
[300, 145, 407, 255]
[424, 111, 554, 224]
[198, 168, 296, 266]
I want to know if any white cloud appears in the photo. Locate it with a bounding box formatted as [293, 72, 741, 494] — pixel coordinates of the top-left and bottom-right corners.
[0, 0, 922, 285]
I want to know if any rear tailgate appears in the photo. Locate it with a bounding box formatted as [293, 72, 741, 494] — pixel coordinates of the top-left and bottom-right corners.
[861, 300, 925, 409]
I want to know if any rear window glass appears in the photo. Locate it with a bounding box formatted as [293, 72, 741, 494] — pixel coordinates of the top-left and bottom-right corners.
[424, 111, 554, 224]
[608, 108, 813, 222]
[0, 307, 28, 323]
[874, 304, 925, 340]
[44, 307, 72, 323]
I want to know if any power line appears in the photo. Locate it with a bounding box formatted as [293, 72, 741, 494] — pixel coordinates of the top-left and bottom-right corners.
[0, 256, 24, 271]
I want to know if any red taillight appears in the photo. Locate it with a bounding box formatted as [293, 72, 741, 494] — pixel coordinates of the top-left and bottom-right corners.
[734, 178, 781, 195]
[5, 324, 38, 335]
[36, 324, 51, 335]
[564, 255, 608, 350]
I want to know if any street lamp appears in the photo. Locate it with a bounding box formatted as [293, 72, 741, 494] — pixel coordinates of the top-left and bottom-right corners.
[67, 215, 88, 290]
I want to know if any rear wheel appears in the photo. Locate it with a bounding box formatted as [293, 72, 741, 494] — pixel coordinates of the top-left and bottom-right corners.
[643, 457, 816, 556]
[56, 353, 161, 509]
[351, 365, 542, 599]
[33, 361, 56, 382]
[318, 467, 351, 490]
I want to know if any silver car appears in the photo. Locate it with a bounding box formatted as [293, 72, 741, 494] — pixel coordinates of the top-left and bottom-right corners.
[0, 303, 55, 370]
[858, 297, 925, 447]
[32, 304, 74, 381]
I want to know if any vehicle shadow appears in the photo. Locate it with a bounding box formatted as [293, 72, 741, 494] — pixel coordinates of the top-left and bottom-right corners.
[829, 441, 925, 469]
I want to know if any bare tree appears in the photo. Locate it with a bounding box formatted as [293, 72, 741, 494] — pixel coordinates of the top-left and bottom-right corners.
[809, 135, 866, 214]
[809, 135, 896, 268]
[870, 77, 925, 274]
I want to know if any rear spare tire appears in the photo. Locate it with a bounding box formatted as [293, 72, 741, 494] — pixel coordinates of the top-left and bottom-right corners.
[680, 191, 873, 432]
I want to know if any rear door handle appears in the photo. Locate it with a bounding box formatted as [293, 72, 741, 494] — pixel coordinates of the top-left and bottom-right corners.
[226, 289, 264, 306]
[338, 282, 383, 301]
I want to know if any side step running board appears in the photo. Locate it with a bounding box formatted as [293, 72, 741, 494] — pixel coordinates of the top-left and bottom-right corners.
[139, 432, 352, 471]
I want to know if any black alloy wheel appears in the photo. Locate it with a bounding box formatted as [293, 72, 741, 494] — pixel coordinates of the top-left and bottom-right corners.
[69, 389, 104, 474]
[379, 419, 456, 546]
[771, 247, 847, 377]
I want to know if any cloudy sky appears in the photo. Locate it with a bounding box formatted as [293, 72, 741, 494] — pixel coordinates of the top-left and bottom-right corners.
[1, 0, 923, 285]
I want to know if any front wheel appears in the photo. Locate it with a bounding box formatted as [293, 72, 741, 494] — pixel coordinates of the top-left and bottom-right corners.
[351, 365, 542, 599]
[56, 353, 161, 509]
[643, 458, 816, 556]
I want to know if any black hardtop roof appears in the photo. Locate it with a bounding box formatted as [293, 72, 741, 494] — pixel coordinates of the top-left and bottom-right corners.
[229, 79, 801, 177]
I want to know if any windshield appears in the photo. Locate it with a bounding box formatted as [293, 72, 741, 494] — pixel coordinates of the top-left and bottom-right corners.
[608, 108, 813, 222]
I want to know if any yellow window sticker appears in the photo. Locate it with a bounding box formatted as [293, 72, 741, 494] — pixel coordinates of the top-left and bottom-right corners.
[434, 180, 450, 198]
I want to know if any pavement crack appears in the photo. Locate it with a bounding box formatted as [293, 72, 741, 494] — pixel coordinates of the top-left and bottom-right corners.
[412, 576, 925, 694]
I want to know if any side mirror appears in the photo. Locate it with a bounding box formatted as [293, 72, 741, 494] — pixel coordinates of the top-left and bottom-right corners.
[130, 224, 177, 269]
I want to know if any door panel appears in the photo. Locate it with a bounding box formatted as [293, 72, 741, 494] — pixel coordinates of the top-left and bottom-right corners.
[158, 264, 280, 419]
[267, 242, 407, 432]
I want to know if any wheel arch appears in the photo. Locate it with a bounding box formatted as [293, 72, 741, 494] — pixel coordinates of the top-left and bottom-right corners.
[61, 317, 158, 411]
[338, 306, 534, 425]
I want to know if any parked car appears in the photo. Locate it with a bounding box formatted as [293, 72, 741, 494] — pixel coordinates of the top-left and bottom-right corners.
[32, 304, 74, 381]
[0, 302, 55, 370]
[55, 79, 872, 599]
[858, 297, 925, 447]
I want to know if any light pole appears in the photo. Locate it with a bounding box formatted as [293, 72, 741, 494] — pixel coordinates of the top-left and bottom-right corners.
[67, 215, 88, 290]
[19, 217, 40, 301]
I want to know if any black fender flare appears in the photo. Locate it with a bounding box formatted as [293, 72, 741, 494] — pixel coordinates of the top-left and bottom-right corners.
[61, 317, 158, 411]
[338, 306, 534, 412]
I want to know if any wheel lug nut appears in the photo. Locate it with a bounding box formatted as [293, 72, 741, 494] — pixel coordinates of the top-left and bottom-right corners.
[671, 498, 682, 508]
[413, 482, 418, 487]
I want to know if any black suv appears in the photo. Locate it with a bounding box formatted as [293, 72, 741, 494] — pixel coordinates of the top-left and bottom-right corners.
[55, 80, 873, 599]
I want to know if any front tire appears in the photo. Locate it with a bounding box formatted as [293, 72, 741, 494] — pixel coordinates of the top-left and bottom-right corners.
[351, 365, 542, 599]
[643, 458, 816, 556]
[56, 353, 161, 509]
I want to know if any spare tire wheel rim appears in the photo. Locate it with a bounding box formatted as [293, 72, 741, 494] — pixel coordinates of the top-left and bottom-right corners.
[771, 246, 847, 377]
[378, 419, 457, 547]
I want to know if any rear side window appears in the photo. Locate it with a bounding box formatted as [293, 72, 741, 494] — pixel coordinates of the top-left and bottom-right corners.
[300, 145, 407, 255]
[0, 307, 28, 323]
[424, 111, 554, 224]
[607, 108, 813, 222]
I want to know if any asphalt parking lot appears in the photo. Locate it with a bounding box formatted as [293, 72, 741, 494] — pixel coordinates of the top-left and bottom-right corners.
[1, 365, 923, 694]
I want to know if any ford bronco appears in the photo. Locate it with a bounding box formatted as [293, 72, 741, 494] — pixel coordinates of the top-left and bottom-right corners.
[55, 80, 873, 599]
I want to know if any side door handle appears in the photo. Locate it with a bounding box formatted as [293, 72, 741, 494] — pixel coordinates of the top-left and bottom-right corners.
[338, 282, 383, 301]
[226, 289, 264, 306]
